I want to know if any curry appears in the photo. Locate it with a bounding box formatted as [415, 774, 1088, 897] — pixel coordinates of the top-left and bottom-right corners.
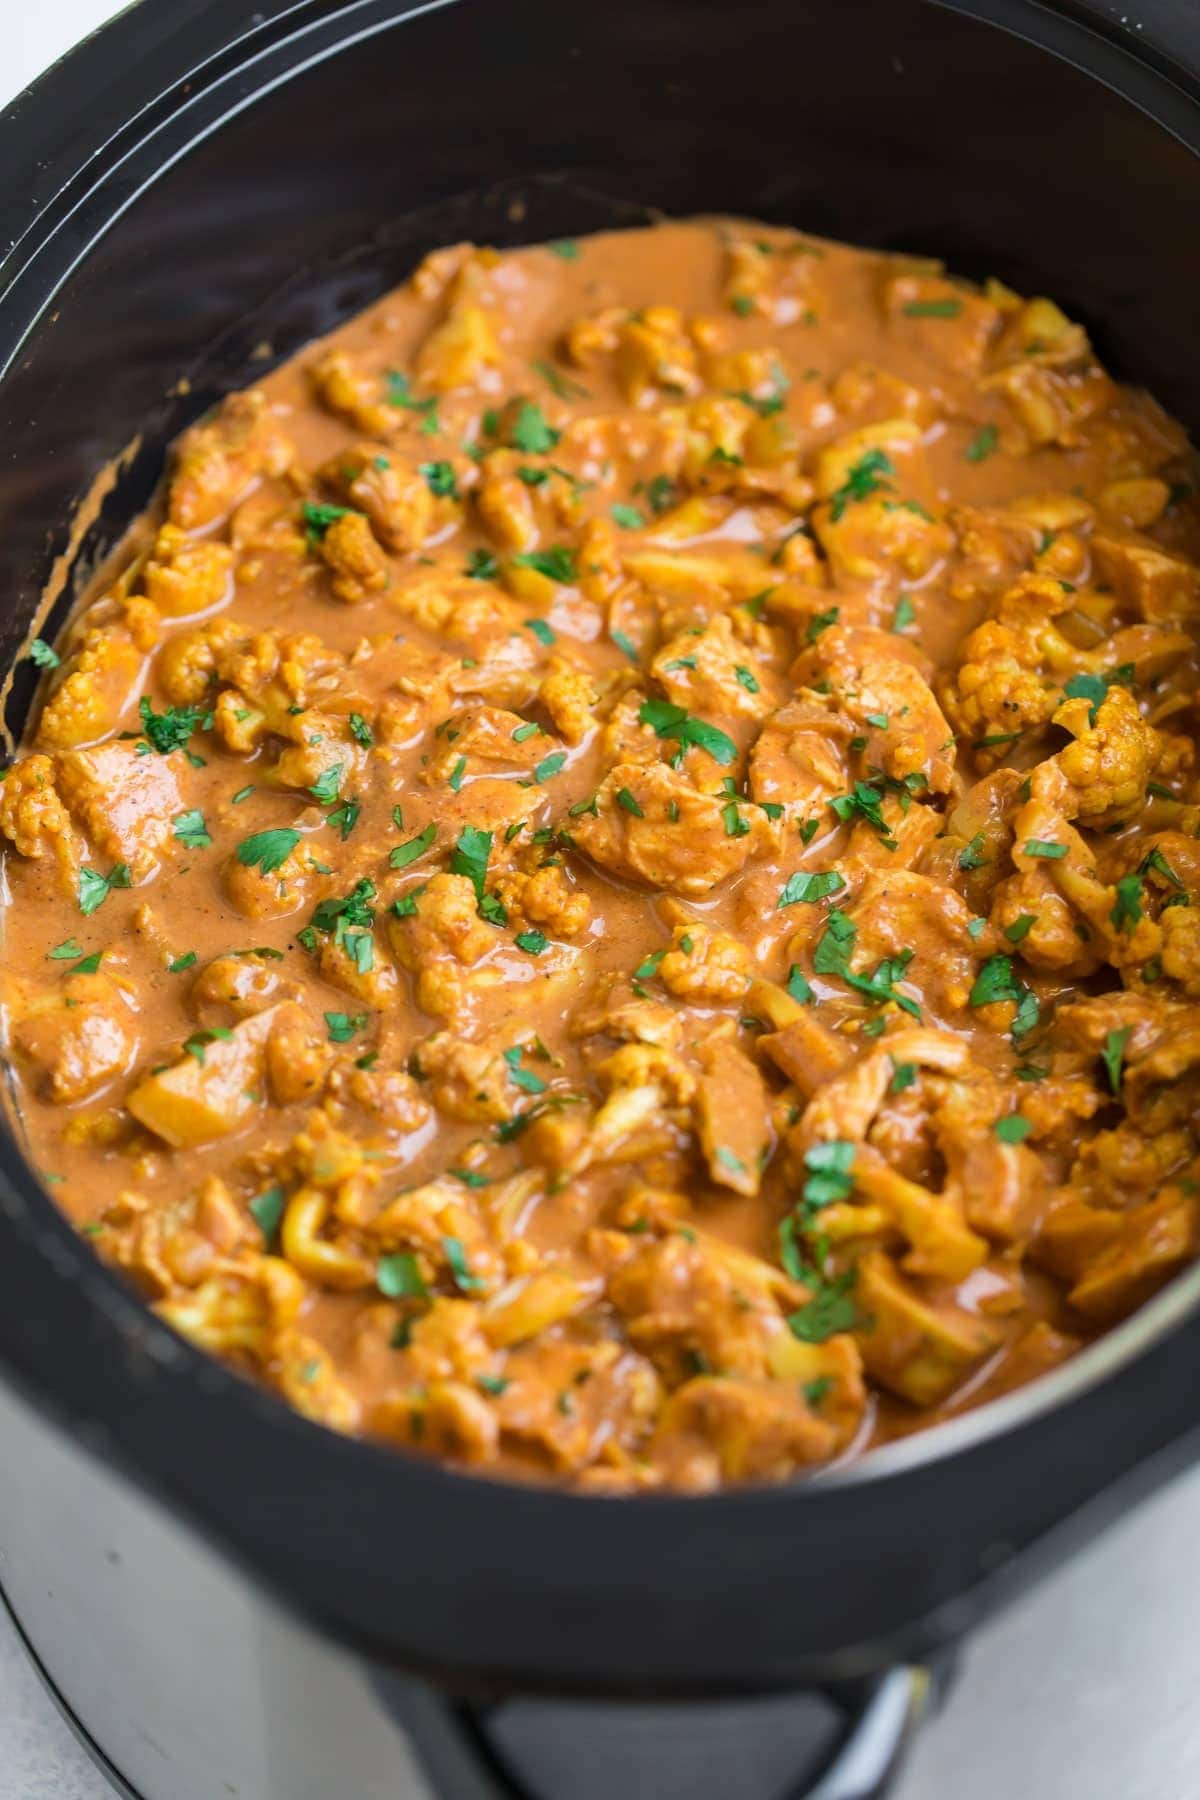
[2, 220, 1198, 1491]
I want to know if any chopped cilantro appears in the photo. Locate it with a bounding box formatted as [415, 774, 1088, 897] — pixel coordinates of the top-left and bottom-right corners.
[778, 869, 844, 908]
[29, 638, 60, 670]
[510, 401, 560, 455]
[617, 786, 644, 817]
[994, 1113, 1032, 1144]
[302, 500, 352, 542]
[889, 1059, 917, 1094]
[513, 545, 576, 584]
[168, 951, 198, 973]
[1005, 914, 1037, 943]
[377, 1251, 427, 1299]
[610, 504, 645, 530]
[891, 594, 916, 632]
[515, 929, 548, 955]
[786, 964, 813, 1004]
[307, 763, 344, 806]
[533, 751, 567, 783]
[325, 1011, 368, 1043]
[965, 423, 999, 462]
[1024, 839, 1067, 860]
[807, 606, 840, 642]
[466, 548, 499, 581]
[448, 756, 467, 792]
[902, 297, 963, 317]
[249, 1184, 286, 1244]
[525, 616, 556, 646]
[828, 449, 894, 521]
[78, 863, 131, 916]
[1111, 873, 1144, 932]
[638, 698, 736, 766]
[349, 712, 373, 748]
[958, 833, 988, 872]
[1102, 1025, 1131, 1095]
[419, 460, 458, 498]
[969, 954, 1022, 1008]
[138, 696, 207, 756]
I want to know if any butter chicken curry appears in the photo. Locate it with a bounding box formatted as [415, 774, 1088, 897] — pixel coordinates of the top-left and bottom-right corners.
[3, 220, 1199, 1491]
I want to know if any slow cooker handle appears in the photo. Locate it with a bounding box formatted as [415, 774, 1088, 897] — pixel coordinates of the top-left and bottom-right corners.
[382, 1664, 943, 1800]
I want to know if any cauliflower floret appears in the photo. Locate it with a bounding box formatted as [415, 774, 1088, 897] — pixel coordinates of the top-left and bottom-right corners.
[411, 1027, 538, 1123]
[537, 657, 597, 746]
[319, 509, 390, 604]
[309, 350, 396, 438]
[658, 920, 751, 1002]
[0, 755, 82, 888]
[141, 524, 233, 619]
[937, 572, 1111, 763]
[319, 448, 434, 555]
[168, 390, 293, 530]
[493, 864, 591, 939]
[1050, 685, 1162, 825]
[36, 624, 145, 751]
[156, 617, 245, 706]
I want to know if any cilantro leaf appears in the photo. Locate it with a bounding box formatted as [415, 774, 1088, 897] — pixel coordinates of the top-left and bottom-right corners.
[172, 809, 212, 850]
[828, 449, 894, 521]
[510, 401, 560, 455]
[138, 696, 207, 756]
[637, 698, 736, 766]
[29, 638, 60, 670]
[236, 828, 301, 874]
[78, 863, 131, 916]
[513, 546, 576, 584]
[1102, 1026, 1131, 1095]
[390, 823, 436, 869]
[778, 869, 844, 908]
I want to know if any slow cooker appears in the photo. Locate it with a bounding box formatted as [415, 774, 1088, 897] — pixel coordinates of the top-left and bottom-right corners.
[2, 2, 1200, 1794]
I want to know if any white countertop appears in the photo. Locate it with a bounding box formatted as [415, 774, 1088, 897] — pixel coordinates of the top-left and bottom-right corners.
[4, 6, 1200, 1796]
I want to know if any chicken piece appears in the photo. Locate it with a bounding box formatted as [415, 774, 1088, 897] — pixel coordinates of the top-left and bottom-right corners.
[413, 252, 502, 394]
[852, 1249, 999, 1406]
[127, 1003, 302, 1147]
[169, 390, 293, 530]
[573, 761, 776, 898]
[1091, 533, 1200, 623]
[318, 927, 399, 1009]
[141, 524, 233, 619]
[693, 1037, 771, 1196]
[649, 1376, 838, 1488]
[0, 755, 83, 889]
[921, 768, 1023, 910]
[57, 742, 186, 880]
[650, 614, 774, 722]
[10, 969, 139, 1104]
[389, 872, 497, 978]
[473, 465, 538, 553]
[793, 624, 956, 794]
[815, 493, 954, 590]
[420, 704, 553, 786]
[35, 623, 145, 751]
[1066, 1187, 1199, 1322]
[723, 234, 822, 325]
[568, 973, 682, 1050]
[319, 509, 390, 604]
[410, 1027, 533, 1124]
[748, 697, 854, 821]
[607, 1233, 794, 1383]
[658, 920, 751, 1003]
[847, 869, 983, 1017]
[760, 1004, 854, 1096]
[491, 1338, 660, 1477]
[987, 766, 1117, 974]
[156, 1258, 305, 1362]
[947, 503, 1041, 604]
[309, 349, 396, 438]
[320, 448, 434, 555]
[883, 273, 1002, 376]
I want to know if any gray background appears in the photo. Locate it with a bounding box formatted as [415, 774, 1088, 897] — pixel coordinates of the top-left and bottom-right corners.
[4, 5, 1200, 1795]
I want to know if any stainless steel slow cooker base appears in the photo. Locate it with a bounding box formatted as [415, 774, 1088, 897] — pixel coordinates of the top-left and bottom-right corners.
[0, 1383, 438, 1800]
[0, 1381, 941, 1799]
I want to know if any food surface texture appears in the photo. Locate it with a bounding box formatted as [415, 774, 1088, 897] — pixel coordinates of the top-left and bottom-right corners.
[3, 220, 1199, 1491]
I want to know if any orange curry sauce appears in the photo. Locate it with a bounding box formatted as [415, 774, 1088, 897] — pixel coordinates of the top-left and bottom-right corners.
[3, 220, 1199, 1490]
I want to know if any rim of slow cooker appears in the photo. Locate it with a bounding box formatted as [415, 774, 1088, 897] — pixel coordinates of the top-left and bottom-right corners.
[3, 0, 1200, 1693]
